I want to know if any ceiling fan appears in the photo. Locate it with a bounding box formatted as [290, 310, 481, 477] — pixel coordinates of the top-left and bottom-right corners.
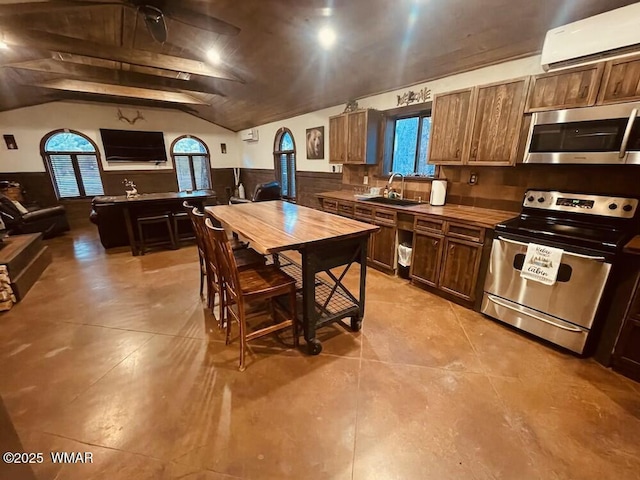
[48, 0, 241, 43]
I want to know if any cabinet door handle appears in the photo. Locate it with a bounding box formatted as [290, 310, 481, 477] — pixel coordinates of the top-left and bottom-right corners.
[471, 147, 477, 159]
[432, 239, 439, 246]
[449, 244, 455, 251]
[454, 148, 460, 158]
[579, 85, 588, 99]
[613, 81, 621, 96]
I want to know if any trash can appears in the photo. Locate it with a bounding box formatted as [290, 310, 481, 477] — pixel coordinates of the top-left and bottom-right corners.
[397, 242, 412, 279]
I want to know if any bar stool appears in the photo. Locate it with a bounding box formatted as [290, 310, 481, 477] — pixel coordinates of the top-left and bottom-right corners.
[136, 213, 177, 255]
[172, 210, 196, 245]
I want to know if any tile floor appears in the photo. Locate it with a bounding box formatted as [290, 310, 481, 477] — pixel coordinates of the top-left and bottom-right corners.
[1, 225, 639, 479]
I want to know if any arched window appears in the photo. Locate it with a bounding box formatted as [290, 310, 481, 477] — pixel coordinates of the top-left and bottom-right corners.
[171, 135, 212, 191]
[273, 128, 296, 200]
[41, 130, 104, 199]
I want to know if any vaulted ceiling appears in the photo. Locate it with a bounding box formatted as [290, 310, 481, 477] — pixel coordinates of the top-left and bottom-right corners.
[0, 0, 635, 131]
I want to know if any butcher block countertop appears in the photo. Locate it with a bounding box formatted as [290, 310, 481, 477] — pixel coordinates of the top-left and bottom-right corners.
[317, 190, 517, 228]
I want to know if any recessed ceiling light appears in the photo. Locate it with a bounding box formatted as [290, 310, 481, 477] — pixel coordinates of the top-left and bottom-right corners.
[320, 7, 332, 17]
[318, 26, 336, 49]
[206, 48, 221, 64]
[0, 41, 8, 50]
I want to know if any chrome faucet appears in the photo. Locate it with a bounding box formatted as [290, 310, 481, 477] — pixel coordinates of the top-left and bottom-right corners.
[387, 172, 404, 199]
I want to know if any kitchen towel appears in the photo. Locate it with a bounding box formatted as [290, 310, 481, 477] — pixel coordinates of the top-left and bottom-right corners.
[520, 243, 563, 285]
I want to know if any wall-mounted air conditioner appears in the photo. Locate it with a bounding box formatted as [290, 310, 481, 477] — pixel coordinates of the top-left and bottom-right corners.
[240, 128, 259, 142]
[541, 3, 640, 71]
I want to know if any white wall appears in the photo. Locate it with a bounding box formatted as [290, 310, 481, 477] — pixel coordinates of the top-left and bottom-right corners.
[238, 55, 545, 172]
[0, 101, 241, 173]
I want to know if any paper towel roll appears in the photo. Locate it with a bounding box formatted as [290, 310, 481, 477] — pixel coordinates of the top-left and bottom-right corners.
[430, 180, 447, 206]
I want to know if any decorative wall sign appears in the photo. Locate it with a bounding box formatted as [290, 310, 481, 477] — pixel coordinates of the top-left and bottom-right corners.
[220, 143, 227, 154]
[396, 87, 432, 106]
[3, 135, 17, 150]
[306, 126, 324, 159]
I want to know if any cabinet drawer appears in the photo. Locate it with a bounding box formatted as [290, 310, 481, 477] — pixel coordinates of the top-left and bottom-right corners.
[445, 222, 484, 243]
[322, 199, 338, 214]
[374, 208, 396, 226]
[337, 201, 354, 217]
[354, 204, 374, 222]
[414, 216, 444, 234]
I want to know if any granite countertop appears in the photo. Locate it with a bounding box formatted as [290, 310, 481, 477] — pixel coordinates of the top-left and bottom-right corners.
[317, 190, 518, 228]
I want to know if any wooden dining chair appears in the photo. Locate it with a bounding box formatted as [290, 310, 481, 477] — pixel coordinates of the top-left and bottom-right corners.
[205, 219, 298, 371]
[184, 202, 207, 299]
[193, 210, 266, 326]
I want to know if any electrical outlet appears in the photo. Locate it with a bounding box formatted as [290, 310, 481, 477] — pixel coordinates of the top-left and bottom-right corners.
[363, 175, 369, 185]
[469, 172, 478, 185]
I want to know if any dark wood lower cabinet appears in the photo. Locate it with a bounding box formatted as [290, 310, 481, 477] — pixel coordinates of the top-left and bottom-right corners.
[371, 223, 396, 271]
[410, 232, 443, 286]
[612, 279, 640, 382]
[439, 238, 482, 301]
[410, 216, 485, 303]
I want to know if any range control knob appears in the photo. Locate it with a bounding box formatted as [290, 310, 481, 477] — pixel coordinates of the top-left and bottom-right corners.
[537, 197, 546, 203]
[623, 204, 633, 212]
[527, 196, 535, 202]
[609, 203, 618, 210]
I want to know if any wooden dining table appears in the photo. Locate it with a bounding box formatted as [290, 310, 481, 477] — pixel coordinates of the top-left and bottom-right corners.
[205, 200, 379, 354]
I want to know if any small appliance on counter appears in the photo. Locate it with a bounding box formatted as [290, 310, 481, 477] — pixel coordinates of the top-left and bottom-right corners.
[429, 180, 447, 206]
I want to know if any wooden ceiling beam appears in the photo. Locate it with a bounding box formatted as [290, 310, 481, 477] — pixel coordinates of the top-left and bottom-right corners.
[32, 79, 209, 105]
[2, 29, 243, 82]
[0, 1, 107, 16]
[8, 58, 226, 96]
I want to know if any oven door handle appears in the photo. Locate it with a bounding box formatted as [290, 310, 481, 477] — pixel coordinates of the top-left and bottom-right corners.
[619, 108, 638, 159]
[497, 236, 607, 262]
[486, 295, 583, 332]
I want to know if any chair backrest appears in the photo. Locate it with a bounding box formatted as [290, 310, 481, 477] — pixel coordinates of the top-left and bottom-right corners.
[205, 218, 241, 300]
[253, 181, 282, 202]
[186, 206, 208, 257]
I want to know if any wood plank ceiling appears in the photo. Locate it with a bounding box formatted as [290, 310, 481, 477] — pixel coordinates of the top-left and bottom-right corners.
[0, 0, 635, 131]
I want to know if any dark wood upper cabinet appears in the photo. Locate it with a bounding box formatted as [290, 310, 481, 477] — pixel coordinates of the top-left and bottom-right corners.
[467, 77, 530, 166]
[598, 54, 640, 105]
[328, 115, 347, 163]
[329, 109, 381, 165]
[346, 110, 367, 164]
[525, 64, 604, 112]
[410, 231, 443, 286]
[428, 88, 474, 165]
[438, 238, 482, 301]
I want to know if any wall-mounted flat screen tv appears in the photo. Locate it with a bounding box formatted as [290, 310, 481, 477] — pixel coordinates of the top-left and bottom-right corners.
[100, 129, 168, 162]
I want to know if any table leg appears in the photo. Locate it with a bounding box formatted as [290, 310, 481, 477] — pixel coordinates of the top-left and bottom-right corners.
[301, 249, 322, 355]
[350, 236, 368, 332]
[123, 205, 138, 256]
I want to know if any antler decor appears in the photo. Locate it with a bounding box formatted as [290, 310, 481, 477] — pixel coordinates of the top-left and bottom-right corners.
[117, 108, 145, 125]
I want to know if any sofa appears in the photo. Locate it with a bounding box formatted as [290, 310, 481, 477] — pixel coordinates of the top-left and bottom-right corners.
[0, 193, 70, 239]
[229, 181, 282, 204]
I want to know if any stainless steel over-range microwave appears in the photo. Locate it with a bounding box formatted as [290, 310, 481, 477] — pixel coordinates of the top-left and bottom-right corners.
[523, 102, 640, 165]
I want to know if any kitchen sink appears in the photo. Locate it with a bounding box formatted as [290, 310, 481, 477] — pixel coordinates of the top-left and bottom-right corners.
[360, 196, 420, 206]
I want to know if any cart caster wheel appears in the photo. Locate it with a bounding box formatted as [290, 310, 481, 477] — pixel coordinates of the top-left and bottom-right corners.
[350, 317, 362, 332]
[307, 338, 323, 355]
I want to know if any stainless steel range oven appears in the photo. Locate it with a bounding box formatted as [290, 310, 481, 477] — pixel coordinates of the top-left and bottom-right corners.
[482, 190, 639, 354]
